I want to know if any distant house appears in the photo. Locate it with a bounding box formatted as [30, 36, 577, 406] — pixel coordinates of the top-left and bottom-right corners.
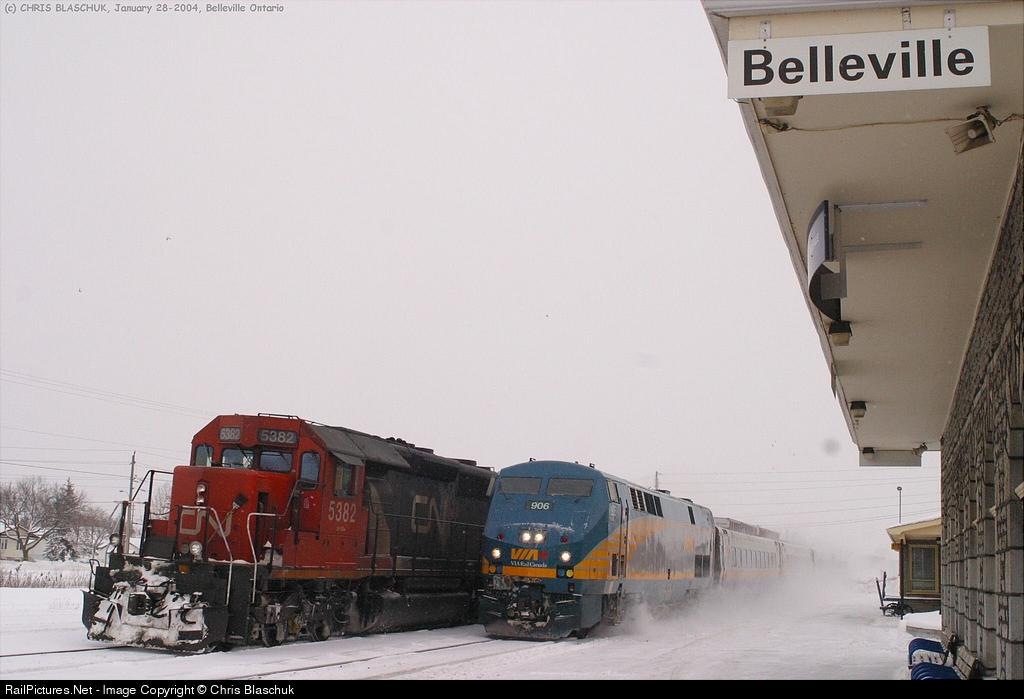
[0, 527, 36, 561]
[887, 517, 942, 613]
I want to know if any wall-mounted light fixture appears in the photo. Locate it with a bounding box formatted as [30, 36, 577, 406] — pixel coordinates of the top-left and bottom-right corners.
[849, 401, 867, 419]
[828, 320, 852, 346]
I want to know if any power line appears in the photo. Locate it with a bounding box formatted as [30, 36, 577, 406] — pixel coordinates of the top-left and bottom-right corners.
[1, 377, 207, 419]
[0, 425, 181, 456]
[0, 460, 127, 478]
[711, 493, 938, 507]
[0, 369, 211, 418]
[0, 458, 132, 465]
[709, 499, 937, 519]
[661, 473, 937, 485]
[657, 466, 936, 475]
[757, 507, 937, 529]
[0, 446, 127, 452]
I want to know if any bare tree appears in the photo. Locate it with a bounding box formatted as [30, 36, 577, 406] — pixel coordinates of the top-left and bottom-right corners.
[70, 505, 117, 560]
[151, 483, 172, 520]
[0, 476, 83, 561]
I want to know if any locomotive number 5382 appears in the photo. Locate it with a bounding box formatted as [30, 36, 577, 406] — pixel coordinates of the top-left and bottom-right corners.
[327, 501, 357, 522]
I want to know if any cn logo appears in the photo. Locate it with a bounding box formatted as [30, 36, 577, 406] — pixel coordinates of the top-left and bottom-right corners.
[411, 494, 450, 540]
[179, 508, 234, 538]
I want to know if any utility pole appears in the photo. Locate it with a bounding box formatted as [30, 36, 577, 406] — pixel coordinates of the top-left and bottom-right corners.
[126, 451, 136, 554]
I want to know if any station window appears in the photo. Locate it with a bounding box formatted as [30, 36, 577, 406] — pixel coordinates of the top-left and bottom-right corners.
[334, 462, 356, 497]
[300, 452, 321, 483]
[908, 544, 939, 595]
[193, 444, 213, 467]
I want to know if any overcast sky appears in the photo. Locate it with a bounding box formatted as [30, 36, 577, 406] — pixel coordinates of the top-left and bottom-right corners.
[0, 1, 939, 562]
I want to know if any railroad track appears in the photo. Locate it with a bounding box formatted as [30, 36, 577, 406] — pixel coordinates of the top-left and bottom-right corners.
[0, 646, 120, 659]
[226, 638, 505, 680]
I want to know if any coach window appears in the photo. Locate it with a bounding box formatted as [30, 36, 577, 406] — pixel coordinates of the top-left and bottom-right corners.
[300, 452, 321, 484]
[334, 462, 356, 497]
[194, 444, 213, 467]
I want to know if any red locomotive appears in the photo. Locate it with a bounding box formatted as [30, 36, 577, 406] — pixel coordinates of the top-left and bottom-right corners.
[82, 414, 494, 651]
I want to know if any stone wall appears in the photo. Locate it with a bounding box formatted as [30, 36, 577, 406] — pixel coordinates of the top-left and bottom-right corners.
[941, 143, 1024, 679]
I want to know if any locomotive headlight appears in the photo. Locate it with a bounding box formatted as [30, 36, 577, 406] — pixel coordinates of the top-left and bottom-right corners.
[520, 531, 532, 543]
[559, 550, 572, 563]
[196, 482, 208, 505]
[491, 548, 501, 560]
[189, 541, 203, 558]
[532, 532, 545, 544]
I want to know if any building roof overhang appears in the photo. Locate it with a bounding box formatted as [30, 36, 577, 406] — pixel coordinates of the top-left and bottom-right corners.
[703, 1, 1024, 464]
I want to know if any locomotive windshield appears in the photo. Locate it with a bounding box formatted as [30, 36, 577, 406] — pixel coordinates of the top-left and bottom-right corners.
[498, 477, 541, 495]
[221, 447, 293, 473]
[258, 450, 293, 473]
[223, 448, 254, 469]
[546, 478, 594, 497]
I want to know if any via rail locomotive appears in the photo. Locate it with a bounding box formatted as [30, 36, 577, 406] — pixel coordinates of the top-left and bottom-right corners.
[479, 460, 806, 639]
[82, 414, 493, 652]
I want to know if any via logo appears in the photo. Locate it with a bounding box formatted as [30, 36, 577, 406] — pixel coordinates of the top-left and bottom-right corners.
[511, 548, 540, 561]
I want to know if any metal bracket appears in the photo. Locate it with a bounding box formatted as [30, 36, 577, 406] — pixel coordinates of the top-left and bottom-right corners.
[944, 9, 956, 31]
[760, 20, 771, 41]
[901, 8, 912, 30]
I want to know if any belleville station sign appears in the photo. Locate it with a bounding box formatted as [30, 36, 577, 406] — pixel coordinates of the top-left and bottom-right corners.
[727, 26, 991, 98]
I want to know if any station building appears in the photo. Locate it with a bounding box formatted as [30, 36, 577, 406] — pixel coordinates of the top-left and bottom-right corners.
[703, 0, 1023, 678]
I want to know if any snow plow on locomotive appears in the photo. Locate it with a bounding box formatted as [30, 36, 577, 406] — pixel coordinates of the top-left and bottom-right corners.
[82, 414, 493, 652]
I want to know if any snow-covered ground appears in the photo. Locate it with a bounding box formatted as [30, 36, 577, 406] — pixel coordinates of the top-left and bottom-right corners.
[0, 559, 92, 589]
[0, 569, 921, 679]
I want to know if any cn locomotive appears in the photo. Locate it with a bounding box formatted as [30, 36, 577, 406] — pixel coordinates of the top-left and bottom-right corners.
[82, 414, 493, 651]
[478, 460, 805, 639]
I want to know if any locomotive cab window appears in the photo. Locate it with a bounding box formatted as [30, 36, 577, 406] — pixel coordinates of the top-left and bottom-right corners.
[498, 477, 541, 495]
[193, 444, 213, 467]
[222, 447, 254, 469]
[334, 462, 356, 497]
[300, 452, 321, 484]
[258, 450, 293, 473]
[607, 481, 620, 503]
[546, 478, 593, 497]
